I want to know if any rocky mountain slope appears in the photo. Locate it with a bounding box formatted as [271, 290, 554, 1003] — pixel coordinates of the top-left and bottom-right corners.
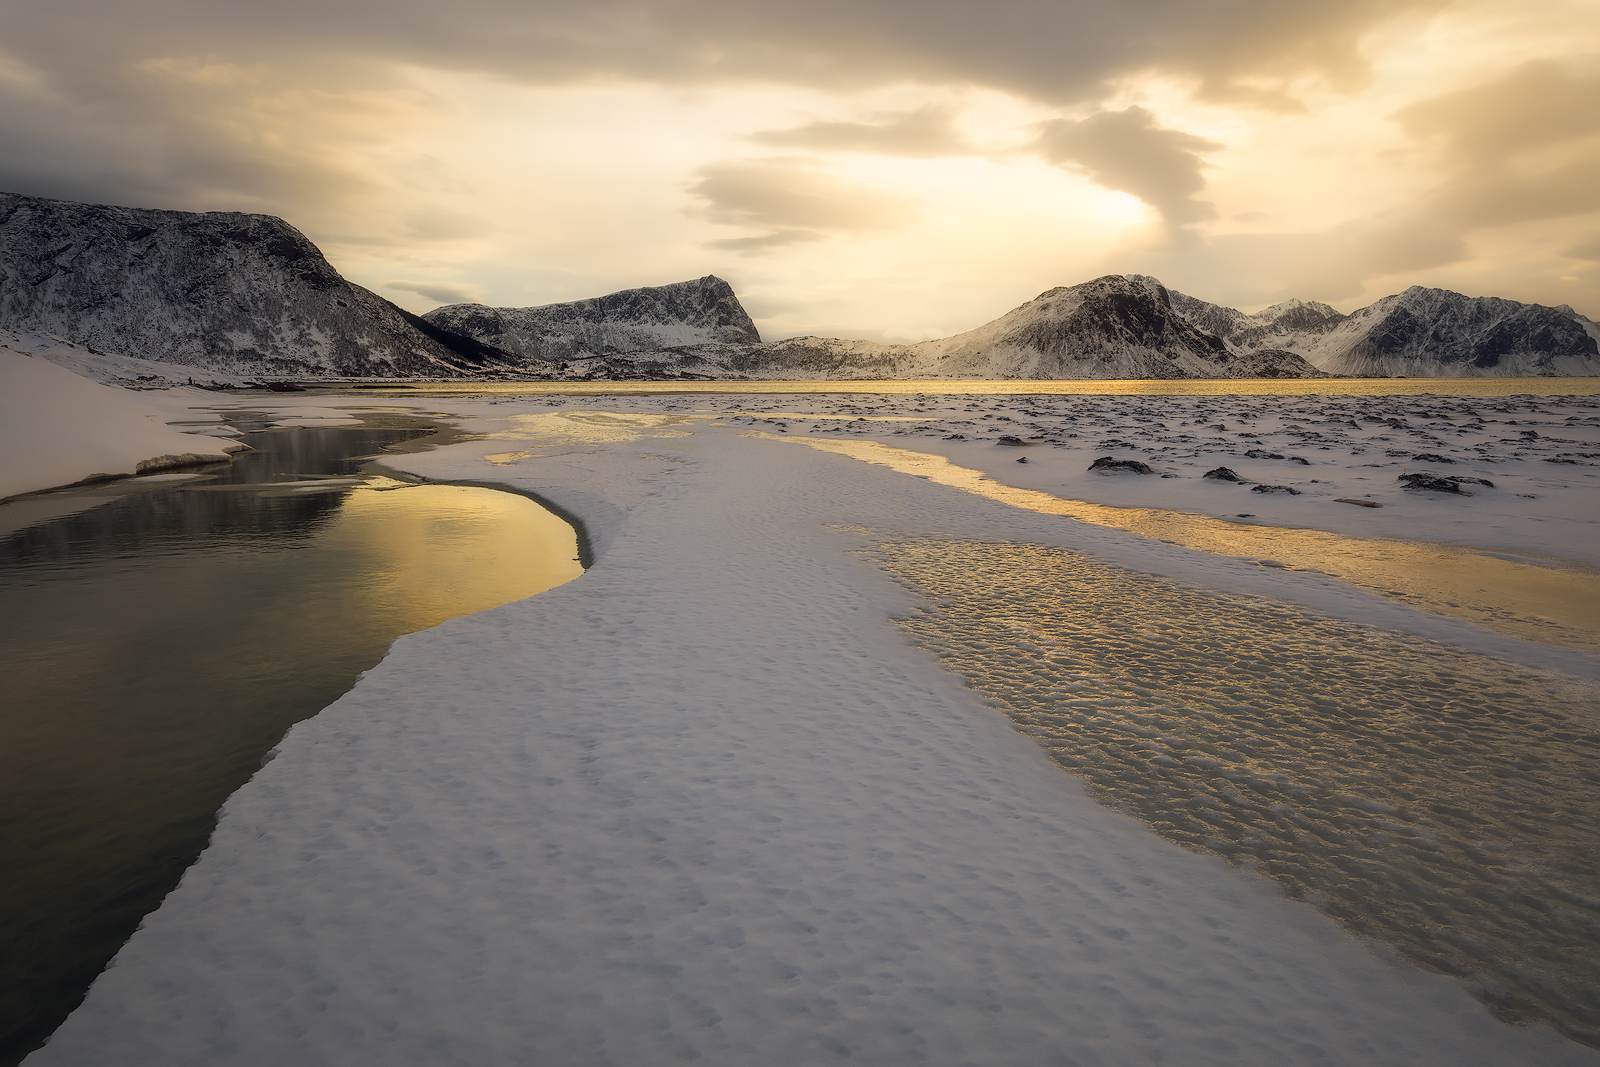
[1296, 288, 1600, 377]
[1165, 281, 1600, 377]
[901, 275, 1326, 379]
[0, 192, 530, 378]
[7, 191, 1593, 382]
[423, 277, 760, 364]
[533, 275, 1329, 381]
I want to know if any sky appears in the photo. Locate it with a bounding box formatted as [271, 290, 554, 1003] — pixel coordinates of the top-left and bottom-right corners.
[2, 0, 1598, 341]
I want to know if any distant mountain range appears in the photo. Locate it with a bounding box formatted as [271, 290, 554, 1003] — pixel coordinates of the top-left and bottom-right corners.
[4, 191, 1597, 381]
[1158, 279, 1600, 378]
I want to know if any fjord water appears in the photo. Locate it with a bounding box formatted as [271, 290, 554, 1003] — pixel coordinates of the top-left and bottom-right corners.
[319, 376, 1600, 398]
[0, 420, 584, 1065]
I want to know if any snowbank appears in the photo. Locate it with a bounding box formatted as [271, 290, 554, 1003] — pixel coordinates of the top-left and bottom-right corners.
[29, 394, 1598, 1066]
[0, 348, 240, 500]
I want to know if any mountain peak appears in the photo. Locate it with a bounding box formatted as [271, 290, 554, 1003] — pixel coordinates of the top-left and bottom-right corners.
[0, 190, 513, 377]
[423, 276, 760, 363]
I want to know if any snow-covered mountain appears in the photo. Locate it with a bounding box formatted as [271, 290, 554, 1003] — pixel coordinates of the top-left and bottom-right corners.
[422, 277, 761, 364]
[1165, 281, 1600, 377]
[9, 190, 1591, 383]
[0, 192, 529, 378]
[529, 275, 1328, 381]
[902, 275, 1325, 379]
[1297, 288, 1600, 377]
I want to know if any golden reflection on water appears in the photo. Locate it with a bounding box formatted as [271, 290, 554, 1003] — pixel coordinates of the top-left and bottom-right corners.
[0, 435, 583, 1062]
[314, 377, 1600, 399]
[760, 433, 1600, 651]
[873, 535, 1600, 1046]
[330, 483, 584, 626]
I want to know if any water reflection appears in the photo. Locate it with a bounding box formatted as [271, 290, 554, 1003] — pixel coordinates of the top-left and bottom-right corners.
[771, 434, 1600, 651]
[302, 377, 1600, 398]
[872, 535, 1600, 1048]
[0, 421, 583, 1066]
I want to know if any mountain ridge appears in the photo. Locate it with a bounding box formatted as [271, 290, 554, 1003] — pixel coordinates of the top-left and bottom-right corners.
[3, 190, 1595, 381]
[1160, 280, 1600, 377]
[422, 276, 760, 365]
[0, 192, 535, 378]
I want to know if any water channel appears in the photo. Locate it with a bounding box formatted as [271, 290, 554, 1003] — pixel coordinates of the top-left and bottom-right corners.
[0, 415, 584, 1065]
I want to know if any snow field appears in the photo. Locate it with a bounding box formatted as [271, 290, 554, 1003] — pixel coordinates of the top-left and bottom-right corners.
[0, 348, 240, 501]
[30, 401, 1599, 1065]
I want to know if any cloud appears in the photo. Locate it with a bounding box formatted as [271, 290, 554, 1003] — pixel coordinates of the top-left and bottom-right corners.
[1032, 107, 1222, 229]
[1393, 60, 1600, 230]
[385, 280, 479, 303]
[749, 106, 971, 157]
[704, 230, 825, 254]
[404, 208, 492, 241]
[1130, 212, 1471, 307]
[3, 0, 1443, 111]
[0, 0, 1445, 262]
[688, 157, 920, 252]
[1565, 234, 1600, 262]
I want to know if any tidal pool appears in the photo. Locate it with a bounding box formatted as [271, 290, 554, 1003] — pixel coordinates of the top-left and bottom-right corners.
[0, 417, 584, 1065]
[871, 535, 1600, 1048]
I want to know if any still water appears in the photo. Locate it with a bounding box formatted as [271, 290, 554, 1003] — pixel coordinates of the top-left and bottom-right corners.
[307, 376, 1600, 398]
[0, 418, 584, 1065]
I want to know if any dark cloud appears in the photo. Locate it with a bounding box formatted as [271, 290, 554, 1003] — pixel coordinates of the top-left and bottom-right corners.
[0, 0, 1442, 237]
[749, 106, 970, 157]
[5, 0, 1442, 108]
[1394, 60, 1600, 231]
[0, 51, 389, 219]
[688, 158, 920, 253]
[1032, 107, 1222, 228]
[385, 280, 479, 303]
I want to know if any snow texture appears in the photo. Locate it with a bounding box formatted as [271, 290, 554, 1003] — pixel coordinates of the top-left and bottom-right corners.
[27, 388, 1599, 1067]
[0, 326, 249, 389]
[0, 343, 240, 500]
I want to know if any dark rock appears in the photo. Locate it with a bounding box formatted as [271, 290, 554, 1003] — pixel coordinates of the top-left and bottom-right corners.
[1288, 456, 1311, 465]
[1202, 467, 1248, 482]
[996, 435, 1027, 446]
[1249, 485, 1302, 495]
[1089, 456, 1156, 475]
[1335, 498, 1383, 508]
[1411, 453, 1454, 463]
[1399, 473, 1470, 494]
[1244, 449, 1285, 459]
